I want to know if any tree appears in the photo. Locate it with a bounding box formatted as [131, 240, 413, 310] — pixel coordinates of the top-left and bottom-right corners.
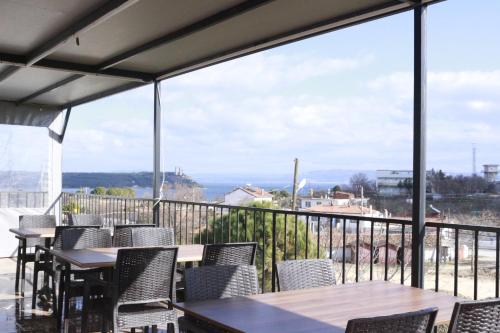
[331, 185, 342, 193]
[397, 178, 413, 196]
[91, 186, 107, 195]
[349, 173, 376, 196]
[195, 202, 324, 291]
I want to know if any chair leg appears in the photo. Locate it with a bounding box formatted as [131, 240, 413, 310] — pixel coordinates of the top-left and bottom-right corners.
[152, 325, 157, 333]
[82, 279, 90, 333]
[32, 263, 39, 309]
[168, 321, 179, 333]
[15, 242, 21, 293]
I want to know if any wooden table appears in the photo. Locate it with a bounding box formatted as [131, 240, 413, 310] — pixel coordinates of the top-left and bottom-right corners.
[9, 227, 56, 239]
[51, 244, 204, 329]
[50, 244, 204, 268]
[9, 227, 56, 295]
[175, 281, 464, 333]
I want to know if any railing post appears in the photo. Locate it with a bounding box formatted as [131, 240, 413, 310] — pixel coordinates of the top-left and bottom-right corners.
[271, 212, 277, 292]
[411, 4, 427, 289]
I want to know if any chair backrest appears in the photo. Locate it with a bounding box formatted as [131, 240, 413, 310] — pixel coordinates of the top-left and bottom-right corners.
[112, 225, 156, 247]
[131, 227, 175, 246]
[60, 228, 112, 250]
[53, 225, 101, 250]
[184, 265, 259, 302]
[447, 299, 500, 333]
[114, 224, 156, 229]
[346, 308, 438, 333]
[19, 215, 56, 248]
[114, 247, 178, 306]
[69, 214, 103, 227]
[201, 242, 257, 266]
[276, 259, 336, 291]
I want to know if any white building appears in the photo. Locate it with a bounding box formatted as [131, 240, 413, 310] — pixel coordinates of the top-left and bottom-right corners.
[376, 170, 413, 196]
[299, 191, 355, 209]
[301, 204, 386, 234]
[483, 164, 499, 183]
[223, 186, 273, 206]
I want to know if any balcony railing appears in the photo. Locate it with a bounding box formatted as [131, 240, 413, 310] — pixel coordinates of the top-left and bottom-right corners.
[0, 191, 48, 208]
[60, 192, 500, 299]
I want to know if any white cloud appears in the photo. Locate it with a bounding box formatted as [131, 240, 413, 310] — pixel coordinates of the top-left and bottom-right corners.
[466, 100, 495, 112]
[62, 47, 500, 174]
[171, 52, 373, 91]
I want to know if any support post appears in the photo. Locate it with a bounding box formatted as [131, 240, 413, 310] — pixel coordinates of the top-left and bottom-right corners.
[411, 4, 427, 288]
[153, 81, 161, 226]
[291, 158, 299, 211]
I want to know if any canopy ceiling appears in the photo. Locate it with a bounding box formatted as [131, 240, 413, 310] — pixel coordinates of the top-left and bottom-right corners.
[0, 0, 442, 110]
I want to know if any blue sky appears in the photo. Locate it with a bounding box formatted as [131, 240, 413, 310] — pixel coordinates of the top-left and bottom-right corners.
[57, 0, 500, 177]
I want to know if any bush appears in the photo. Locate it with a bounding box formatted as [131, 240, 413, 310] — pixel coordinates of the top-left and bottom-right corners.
[106, 187, 135, 198]
[91, 186, 107, 195]
[62, 200, 80, 214]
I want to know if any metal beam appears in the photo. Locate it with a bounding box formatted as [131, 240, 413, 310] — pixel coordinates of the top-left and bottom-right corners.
[0, 66, 20, 82]
[411, 5, 427, 289]
[59, 81, 147, 109]
[16, 75, 84, 105]
[25, 0, 138, 66]
[153, 81, 161, 226]
[98, 0, 274, 69]
[155, 0, 442, 80]
[59, 107, 72, 143]
[0, 51, 153, 82]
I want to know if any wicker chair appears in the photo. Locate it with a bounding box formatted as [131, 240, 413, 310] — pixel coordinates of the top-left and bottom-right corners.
[113, 225, 156, 247]
[275, 259, 336, 291]
[201, 242, 257, 266]
[180, 265, 258, 333]
[32, 225, 100, 310]
[346, 308, 439, 333]
[447, 299, 500, 333]
[58, 228, 112, 325]
[16, 215, 56, 295]
[68, 213, 103, 226]
[131, 227, 175, 246]
[82, 247, 179, 333]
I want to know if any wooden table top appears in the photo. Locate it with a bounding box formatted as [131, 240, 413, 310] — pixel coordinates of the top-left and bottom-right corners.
[175, 281, 464, 333]
[51, 244, 204, 268]
[9, 227, 56, 238]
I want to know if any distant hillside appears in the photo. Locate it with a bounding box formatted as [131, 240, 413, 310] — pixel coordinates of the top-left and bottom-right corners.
[62, 172, 199, 188]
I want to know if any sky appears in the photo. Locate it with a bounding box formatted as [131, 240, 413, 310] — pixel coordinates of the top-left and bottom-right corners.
[6, 0, 500, 180]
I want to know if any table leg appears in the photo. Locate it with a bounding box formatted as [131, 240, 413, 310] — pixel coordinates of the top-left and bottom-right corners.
[20, 239, 26, 296]
[63, 264, 71, 324]
[15, 240, 21, 293]
[56, 266, 65, 330]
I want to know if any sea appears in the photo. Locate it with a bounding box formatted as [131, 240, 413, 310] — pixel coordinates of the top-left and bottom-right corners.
[63, 181, 338, 202]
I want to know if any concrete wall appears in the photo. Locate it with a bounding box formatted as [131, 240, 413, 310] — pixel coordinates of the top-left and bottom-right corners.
[0, 207, 46, 257]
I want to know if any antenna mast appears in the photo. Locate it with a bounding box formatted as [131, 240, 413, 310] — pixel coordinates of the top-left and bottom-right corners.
[472, 143, 477, 176]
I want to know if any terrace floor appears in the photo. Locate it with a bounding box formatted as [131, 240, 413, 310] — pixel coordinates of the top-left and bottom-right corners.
[0, 258, 169, 332]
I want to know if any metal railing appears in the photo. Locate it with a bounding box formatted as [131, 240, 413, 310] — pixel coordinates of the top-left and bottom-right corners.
[0, 191, 48, 208]
[60, 192, 500, 299]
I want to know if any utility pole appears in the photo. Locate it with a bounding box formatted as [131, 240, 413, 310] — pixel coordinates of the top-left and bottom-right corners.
[472, 143, 477, 176]
[291, 158, 299, 210]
